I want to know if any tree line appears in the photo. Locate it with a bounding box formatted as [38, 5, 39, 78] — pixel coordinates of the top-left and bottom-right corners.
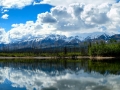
[0, 39, 119, 57]
[88, 40, 120, 57]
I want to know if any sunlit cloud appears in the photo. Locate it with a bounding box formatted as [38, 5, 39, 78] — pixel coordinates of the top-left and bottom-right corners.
[0, 0, 34, 9]
[0, 1, 120, 43]
[1, 14, 9, 19]
[34, 0, 116, 6]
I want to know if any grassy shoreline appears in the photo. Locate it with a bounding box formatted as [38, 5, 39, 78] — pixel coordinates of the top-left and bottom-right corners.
[0, 52, 116, 60]
[0, 56, 115, 60]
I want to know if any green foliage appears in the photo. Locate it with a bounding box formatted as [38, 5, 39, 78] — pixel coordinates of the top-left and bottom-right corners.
[1, 40, 120, 57]
[89, 41, 120, 57]
[88, 60, 120, 74]
[0, 52, 36, 57]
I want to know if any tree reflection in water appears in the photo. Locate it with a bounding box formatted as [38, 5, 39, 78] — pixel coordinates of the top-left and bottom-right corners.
[0, 59, 119, 90]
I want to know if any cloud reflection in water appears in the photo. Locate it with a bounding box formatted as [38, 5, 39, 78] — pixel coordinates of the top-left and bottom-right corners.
[0, 67, 120, 90]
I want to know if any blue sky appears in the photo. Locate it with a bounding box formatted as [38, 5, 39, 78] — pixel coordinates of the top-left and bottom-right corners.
[0, 0, 120, 43]
[0, 4, 53, 31]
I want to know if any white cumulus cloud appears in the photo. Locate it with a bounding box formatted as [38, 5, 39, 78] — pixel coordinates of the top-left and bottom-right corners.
[1, 2, 120, 43]
[1, 9, 9, 13]
[1, 14, 9, 19]
[34, 0, 116, 6]
[7, 19, 55, 43]
[0, 0, 34, 9]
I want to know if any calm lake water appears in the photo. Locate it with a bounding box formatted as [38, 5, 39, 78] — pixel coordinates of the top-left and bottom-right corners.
[0, 59, 120, 90]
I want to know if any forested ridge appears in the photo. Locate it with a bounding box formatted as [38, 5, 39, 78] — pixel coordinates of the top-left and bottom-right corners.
[89, 40, 120, 57]
[0, 39, 119, 57]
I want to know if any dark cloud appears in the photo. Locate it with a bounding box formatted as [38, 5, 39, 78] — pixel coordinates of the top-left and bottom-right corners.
[39, 12, 57, 23]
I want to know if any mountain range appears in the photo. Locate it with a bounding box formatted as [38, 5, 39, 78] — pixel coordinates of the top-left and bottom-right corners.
[1, 33, 120, 50]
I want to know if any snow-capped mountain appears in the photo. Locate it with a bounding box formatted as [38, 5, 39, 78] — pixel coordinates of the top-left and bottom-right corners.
[0, 32, 119, 50]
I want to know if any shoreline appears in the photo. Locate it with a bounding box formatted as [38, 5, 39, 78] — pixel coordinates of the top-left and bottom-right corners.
[0, 56, 116, 60]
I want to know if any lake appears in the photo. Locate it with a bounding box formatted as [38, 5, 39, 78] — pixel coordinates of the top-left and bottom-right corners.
[0, 59, 120, 90]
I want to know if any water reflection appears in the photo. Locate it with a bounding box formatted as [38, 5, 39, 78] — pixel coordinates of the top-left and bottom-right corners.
[0, 59, 120, 90]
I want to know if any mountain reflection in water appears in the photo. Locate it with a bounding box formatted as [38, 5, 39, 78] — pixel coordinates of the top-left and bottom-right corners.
[0, 59, 120, 90]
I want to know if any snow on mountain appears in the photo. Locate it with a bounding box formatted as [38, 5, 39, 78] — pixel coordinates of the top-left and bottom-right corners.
[43, 34, 67, 41]
[0, 32, 117, 48]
